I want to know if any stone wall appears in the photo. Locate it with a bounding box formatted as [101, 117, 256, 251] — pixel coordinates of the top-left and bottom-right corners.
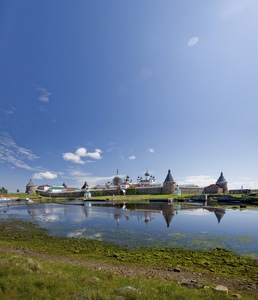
[95, 189, 119, 196]
[135, 186, 163, 195]
[180, 187, 204, 194]
[36, 190, 83, 198]
[37, 186, 205, 198]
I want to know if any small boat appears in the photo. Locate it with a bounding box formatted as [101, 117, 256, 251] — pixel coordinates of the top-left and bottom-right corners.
[0, 196, 11, 201]
[25, 198, 34, 203]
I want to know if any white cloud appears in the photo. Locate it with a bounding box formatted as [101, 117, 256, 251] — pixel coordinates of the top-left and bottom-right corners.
[187, 37, 199, 47]
[178, 175, 258, 190]
[177, 175, 216, 187]
[65, 168, 114, 188]
[181, 209, 210, 216]
[87, 149, 102, 160]
[129, 155, 136, 160]
[75, 148, 87, 157]
[37, 87, 51, 103]
[148, 148, 155, 153]
[228, 181, 258, 190]
[0, 132, 39, 170]
[63, 148, 102, 164]
[33, 171, 58, 180]
[63, 152, 85, 165]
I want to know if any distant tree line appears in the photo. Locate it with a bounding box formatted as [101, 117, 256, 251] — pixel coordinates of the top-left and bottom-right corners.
[0, 187, 8, 194]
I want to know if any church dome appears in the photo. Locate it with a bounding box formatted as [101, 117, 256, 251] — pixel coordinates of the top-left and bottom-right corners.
[113, 170, 122, 186]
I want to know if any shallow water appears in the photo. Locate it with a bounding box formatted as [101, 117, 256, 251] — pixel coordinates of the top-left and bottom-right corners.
[1, 201, 257, 258]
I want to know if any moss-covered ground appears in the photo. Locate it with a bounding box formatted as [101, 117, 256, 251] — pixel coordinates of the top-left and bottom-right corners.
[3, 251, 257, 300]
[0, 214, 257, 299]
[0, 219, 257, 282]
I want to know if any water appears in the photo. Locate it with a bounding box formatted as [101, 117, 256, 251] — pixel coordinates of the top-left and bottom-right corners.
[1, 201, 258, 258]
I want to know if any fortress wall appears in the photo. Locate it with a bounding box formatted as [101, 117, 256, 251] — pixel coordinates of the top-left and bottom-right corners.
[135, 186, 163, 195]
[97, 189, 120, 196]
[94, 186, 204, 196]
[36, 190, 83, 198]
[180, 187, 204, 194]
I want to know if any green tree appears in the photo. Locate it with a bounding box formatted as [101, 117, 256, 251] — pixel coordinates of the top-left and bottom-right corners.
[0, 187, 8, 194]
[17, 189, 20, 193]
[94, 190, 102, 197]
[126, 185, 137, 195]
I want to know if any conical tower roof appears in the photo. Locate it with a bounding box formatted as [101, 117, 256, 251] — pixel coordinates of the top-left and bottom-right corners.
[216, 172, 227, 184]
[164, 169, 174, 183]
[214, 209, 226, 224]
[162, 205, 175, 228]
[26, 179, 36, 187]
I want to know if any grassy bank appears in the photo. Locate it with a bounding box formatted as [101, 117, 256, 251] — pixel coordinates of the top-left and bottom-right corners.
[0, 219, 257, 299]
[2, 251, 253, 300]
[0, 219, 257, 281]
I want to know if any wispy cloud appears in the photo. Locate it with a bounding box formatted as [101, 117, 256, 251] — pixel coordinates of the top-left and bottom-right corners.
[187, 37, 199, 47]
[178, 175, 258, 190]
[33, 171, 58, 180]
[106, 147, 124, 153]
[219, 0, 257, 18]
[177, 175, 216, 187]
[3, 106, 16, 116]
[228, 181, 258, 190]
[64, 168, 114, 188]
[129, 155, 136, 160]
[148, 148, 155, 153]
[0, 132, 39, 170]
[37, 87, 51, 103]
[63, 147, 103, 165]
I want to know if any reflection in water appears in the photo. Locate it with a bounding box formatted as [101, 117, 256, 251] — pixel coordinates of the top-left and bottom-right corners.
[2, 201, 258, 257]
[27, 203, 226, 228]
[204, 207, 226, 223]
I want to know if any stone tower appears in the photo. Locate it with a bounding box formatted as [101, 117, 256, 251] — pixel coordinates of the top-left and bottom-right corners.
[162, 170, 176, 194]
[216, 172, 228, 194]
[25, 179, 37, 194]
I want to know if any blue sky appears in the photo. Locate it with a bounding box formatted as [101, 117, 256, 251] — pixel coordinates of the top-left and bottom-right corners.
[1, 0, 258, 192]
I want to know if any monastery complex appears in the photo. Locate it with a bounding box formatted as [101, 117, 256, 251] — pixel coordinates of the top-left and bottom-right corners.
[26, 169, 237, 198]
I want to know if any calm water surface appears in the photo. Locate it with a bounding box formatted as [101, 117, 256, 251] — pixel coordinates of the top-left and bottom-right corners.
[1, 201, 257, 258]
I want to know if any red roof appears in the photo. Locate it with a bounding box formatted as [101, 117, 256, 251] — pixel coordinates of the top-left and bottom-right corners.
[205, 184, 221, 189]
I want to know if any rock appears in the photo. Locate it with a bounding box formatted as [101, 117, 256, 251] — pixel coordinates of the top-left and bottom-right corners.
[91, 276, 100, 281]
[181, 282, 203, 289]
[174, 268, 181, 272]
[247, 283, 256, 290]
[204, 286, 210, 289]
[116, 286, 137, 292]
[214, 285, 228, 294]
[231, 294, 242, 299]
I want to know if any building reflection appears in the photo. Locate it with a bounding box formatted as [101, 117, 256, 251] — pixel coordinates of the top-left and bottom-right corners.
[26, 202, 227, 227]
[204, 207, 226, 223]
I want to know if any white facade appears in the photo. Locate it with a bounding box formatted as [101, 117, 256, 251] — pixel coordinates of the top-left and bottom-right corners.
[137, 171, 157, 186]
[120, 182, 131, 189]
[174, 185, 181, 196]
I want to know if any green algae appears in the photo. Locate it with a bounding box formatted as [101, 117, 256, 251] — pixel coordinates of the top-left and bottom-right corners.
[237, 235, 258, 244]
[0, 218, 257, 284]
